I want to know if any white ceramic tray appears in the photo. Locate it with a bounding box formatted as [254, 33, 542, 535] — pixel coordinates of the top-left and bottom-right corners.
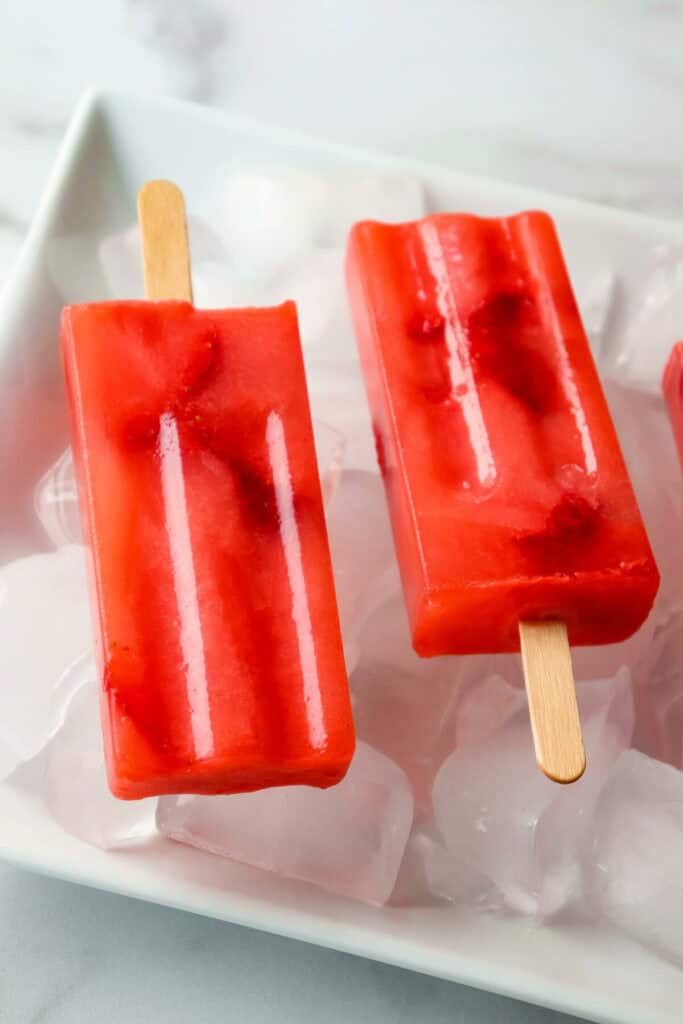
[1, 89, 683, 1024]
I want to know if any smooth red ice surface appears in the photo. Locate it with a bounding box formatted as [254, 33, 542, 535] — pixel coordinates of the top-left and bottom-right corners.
[346, 211, 659, 656]
[61, 300, 354, 799]
[663, 341, 683, 470]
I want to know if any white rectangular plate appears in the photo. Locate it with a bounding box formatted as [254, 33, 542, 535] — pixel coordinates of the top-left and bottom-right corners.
[1, 89, 682, 1024]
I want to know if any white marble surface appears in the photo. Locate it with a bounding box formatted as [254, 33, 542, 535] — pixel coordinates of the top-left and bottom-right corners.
[1, 1, 682, 1020]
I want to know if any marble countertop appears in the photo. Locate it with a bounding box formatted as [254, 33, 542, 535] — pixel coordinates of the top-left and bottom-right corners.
[1, 1, 681, 1020]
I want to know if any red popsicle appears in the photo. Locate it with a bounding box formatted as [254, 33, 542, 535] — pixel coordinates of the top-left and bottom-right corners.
[347, 210, 659, 781]
[61, 182, 354, 799]
[664, 341, 683, 469]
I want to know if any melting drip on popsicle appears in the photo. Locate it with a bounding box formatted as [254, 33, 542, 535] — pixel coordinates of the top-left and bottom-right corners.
[60, 180, 355, 799]
[346, 210, 660, 784]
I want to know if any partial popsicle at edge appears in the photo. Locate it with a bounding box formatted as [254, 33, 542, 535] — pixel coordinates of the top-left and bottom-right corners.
[60, 180, 355, 799]
[663, 340, 683, 470]
[346, 210, 659, 783]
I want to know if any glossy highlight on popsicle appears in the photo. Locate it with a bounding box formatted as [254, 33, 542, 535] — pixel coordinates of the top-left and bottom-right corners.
[346, 210, 659, 657]
[61, 299, 354, 798]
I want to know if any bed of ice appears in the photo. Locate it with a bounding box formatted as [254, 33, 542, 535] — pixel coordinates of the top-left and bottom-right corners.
[3, 169, 683, 972]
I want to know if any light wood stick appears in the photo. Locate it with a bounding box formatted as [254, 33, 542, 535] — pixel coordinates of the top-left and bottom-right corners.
[519, 620, 585, 784]
[138, 180, 193, 302]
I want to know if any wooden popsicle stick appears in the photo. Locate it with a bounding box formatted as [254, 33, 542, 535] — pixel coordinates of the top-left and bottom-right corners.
[138, 180, 193, 302]
[519, 620, 586, 784]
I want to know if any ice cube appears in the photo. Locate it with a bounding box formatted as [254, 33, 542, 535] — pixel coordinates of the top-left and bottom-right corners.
[157, 741, 413, 905]
[451, 667, 526, 750]
[304, 362, 376, 473]
[0, 545, 92, 768]
[423, 828, 499, 910]
[100, 217, 227, 299]
[221, 169, 425, 281]
[571, 628, 655, 684]
[34, 448, 82, 547]
[45, 664, 156, 849]
[276, 248, 348, 353]
[575, 268, 616, 357]
[312, 420, 345, 507]
[616, 243, 683, 392]
[533, 674, 635, 919]
[325, 470, 397, 674]
[431, 669, 634, 918]
[584, 750, 683, 967]
[351, 592, 527, 817]
[390, 827, 449, 907]
[223, 170, 328, 280]
[321, 173, 425, 245]
[351, 590, 464, 816]
[632, 608, 683, 768]
[191, 260, 258, 309]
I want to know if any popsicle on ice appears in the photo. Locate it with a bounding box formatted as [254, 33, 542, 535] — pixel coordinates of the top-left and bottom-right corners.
[664, 341, 683, 469]
[346, 210, 659, 782]
[61, 181, 354, 799]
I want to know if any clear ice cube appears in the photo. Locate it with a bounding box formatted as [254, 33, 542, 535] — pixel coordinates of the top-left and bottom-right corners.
[431, 669, 634, 918]
[276, 248, 348, 353]
[223, 170, 329, 281]
[0, 545, 92, 770]
[574, 268, 616, 357]
[191, 260, 258, 309]
[320, 173, 425, 244]
[533, 674, 635, 919]
[351, 590, 464, 816]
[304, 362, 376, 472]
[34, 448, 82, 547]
[391, 827, 448, 907]
[157, 741, 413, 905]
[312, 420, 345, 507]
[584, 749, 683, 967]
[450, 666, 526, 750]
[615, 243, 683, 392]
[632, 608, 683, 768]
[325, 470, 398, 675]
[45, 663, 156, 849]
[221, 170, 425, 281]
